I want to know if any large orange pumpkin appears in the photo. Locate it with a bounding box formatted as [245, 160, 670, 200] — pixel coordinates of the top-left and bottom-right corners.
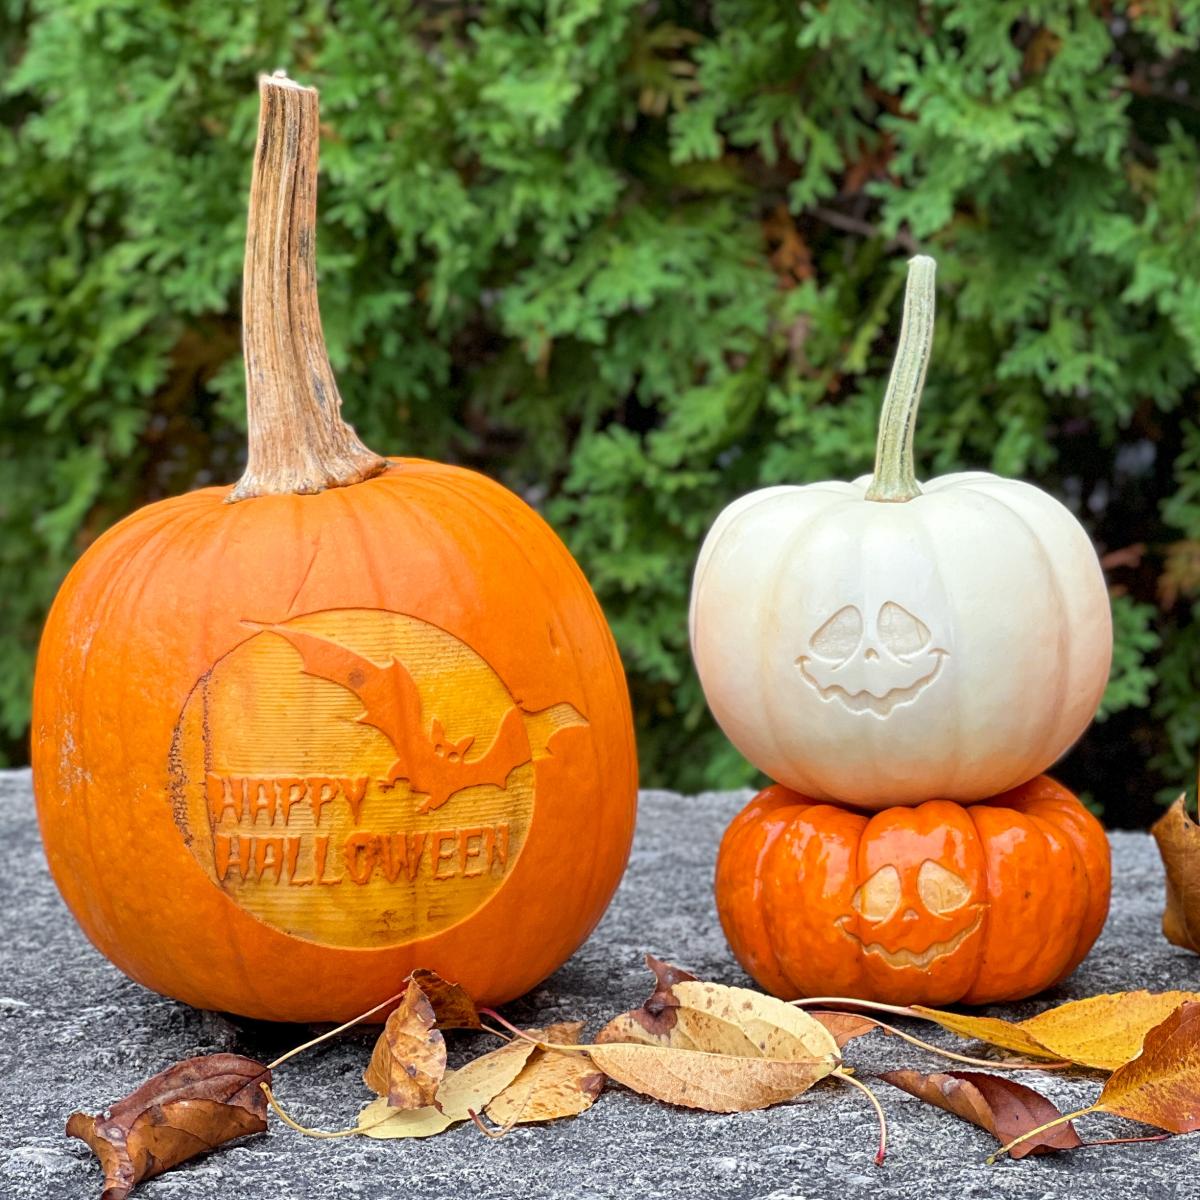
[715, 776, 1110, 1007]
[31, 75, 637, 1022]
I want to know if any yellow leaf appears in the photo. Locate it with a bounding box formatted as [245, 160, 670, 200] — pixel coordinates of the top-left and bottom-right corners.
[669, 981, 838, 1060]
[357, 1096, 453, 1140]
[358, 1037, 535, 1139]
[597, 1007, 762, 1056]
[596, 960, 837, 1062]
[1022, 991, 1200, 1071]
[909, 1008, 1057, 1061]
[485, 1023, 604, 1126]
[585, 1043, 838, 1112]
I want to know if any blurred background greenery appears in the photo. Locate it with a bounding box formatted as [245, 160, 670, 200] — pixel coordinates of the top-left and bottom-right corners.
[2, 0, 1199, 824]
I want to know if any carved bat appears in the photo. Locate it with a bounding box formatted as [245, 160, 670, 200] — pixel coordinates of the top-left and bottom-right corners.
[253, 624, 531, 814]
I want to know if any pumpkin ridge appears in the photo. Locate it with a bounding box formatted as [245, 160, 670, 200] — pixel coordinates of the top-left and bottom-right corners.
[75, 503, 208, 961]
[966, 486, 1073, 778]
[1027, 808, 1092, 987]
[758, 496, 859, 799]
[411, 468, 631, 727]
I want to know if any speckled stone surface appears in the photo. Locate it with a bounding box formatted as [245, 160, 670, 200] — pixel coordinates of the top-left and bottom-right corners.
[2, 768, 1198, 1200]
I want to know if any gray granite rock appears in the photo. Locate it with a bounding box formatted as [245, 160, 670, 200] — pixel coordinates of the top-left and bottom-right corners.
[1, 768, 1197, 1200]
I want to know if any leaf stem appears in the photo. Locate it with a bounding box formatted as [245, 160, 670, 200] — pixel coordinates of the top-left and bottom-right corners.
[1082, 1133, 1172, 1148]
[835, 1069, 888, 1166]
[839, 1013, 1068, 1071]
[793, 997, 919, 1020]
[260, 1083, 364, 1139]
[267, 989, 406, 1070]
[864, 255, 936, 503]
[986, 1105, 1097, 1163]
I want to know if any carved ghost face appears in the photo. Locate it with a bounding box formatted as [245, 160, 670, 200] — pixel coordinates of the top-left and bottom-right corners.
[837, 859, 983, 970]
[797, 601, 946, 718]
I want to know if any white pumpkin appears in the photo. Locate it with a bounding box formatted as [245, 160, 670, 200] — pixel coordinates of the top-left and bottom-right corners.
[689, 256, 1112, 809]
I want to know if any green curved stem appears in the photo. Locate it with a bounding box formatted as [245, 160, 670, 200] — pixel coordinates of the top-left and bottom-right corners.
[865, 255, 937, 503]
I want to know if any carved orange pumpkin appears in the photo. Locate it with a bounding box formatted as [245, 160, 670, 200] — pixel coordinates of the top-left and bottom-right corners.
[31, 76, 637, 1022]
[715, 776, 1110, 1006]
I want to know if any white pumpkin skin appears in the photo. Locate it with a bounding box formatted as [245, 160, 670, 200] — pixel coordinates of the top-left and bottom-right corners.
[689, 470, 1111, 808]
[688, 257, 1112, 809]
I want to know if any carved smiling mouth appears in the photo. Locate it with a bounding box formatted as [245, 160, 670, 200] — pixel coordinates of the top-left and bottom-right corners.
[798, 650, 947, 718]
[836, 908, 983, 969]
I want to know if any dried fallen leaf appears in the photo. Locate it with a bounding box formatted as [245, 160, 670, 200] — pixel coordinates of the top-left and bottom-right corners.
[485, 1022, 605, 1126]
[362, 979, 446, 1109]
[991, 1001, 1200, 1161]
[359, 1037, 536, 1140]
[811, 1012, 878, 1049]
[670, 981, 838, 1060]
[913, 990, 1200, 1071]
[881, 1069, 1082, 1159]
[585, 1042, 838, 1113]
[408, 969, 483, 1030]
[597, 958, 837, 1063]
[908, 1008, 1057, 1062]
[67, 1053, 270, 1200]
[1020, 991, 1200, 1071]
[1093, 1001, 1200, 1132]
[1152, 795, 1200, 954]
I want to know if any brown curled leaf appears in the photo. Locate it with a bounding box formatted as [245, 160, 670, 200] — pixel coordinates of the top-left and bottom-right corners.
[485, 1022, 604, 1126]
[621, 955, 698, 1036]
[407, 968, 482, 1030]
[66, 1053, 270, 1200]
[362, 978, 446, 1108]
[1152, 794, 1200, 955]
[881, 1069, 1082, 1159]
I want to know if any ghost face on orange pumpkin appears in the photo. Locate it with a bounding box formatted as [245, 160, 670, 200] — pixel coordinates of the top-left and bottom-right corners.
[838, 857, 984, 971]
[834, 817, 987, 995]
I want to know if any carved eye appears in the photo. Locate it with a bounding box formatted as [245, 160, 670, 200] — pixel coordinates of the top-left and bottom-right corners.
[917, 860, 972, 913]
[877, 602, 931, 657]
[851, 865, 902, 922]
[809, 605, 863, 663]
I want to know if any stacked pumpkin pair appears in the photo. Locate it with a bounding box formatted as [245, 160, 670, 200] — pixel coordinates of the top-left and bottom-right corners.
[690, 257, 1114, 1007]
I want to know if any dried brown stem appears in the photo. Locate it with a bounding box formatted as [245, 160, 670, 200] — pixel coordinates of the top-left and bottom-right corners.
[231, 72, 386, 502]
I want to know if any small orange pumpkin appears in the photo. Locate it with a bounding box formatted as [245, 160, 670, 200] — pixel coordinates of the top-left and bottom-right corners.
[715, 776, 1110, 1007]
[32, 76, 637, 1022]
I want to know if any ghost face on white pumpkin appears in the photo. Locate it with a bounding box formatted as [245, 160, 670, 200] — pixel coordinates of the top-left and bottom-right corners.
[798, 600, 947, 718]
[689, 257, 1112, 809]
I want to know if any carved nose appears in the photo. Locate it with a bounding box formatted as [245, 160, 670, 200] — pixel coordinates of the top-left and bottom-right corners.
[865, 647, 880, 661]
[900, 907, 920, 923]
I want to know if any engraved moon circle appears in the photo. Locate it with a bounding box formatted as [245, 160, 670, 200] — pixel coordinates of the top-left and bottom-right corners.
[170, 609, 541, 949]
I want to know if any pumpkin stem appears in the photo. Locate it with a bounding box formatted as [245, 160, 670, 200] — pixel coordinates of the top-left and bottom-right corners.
[864, 255, 936, 503]
[230, 72, 387, 503]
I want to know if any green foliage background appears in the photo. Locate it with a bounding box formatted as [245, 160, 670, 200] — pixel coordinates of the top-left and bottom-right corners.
[3, 0, 1199, 823]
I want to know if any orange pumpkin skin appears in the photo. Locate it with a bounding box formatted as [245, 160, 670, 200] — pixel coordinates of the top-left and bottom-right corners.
[33, 459, 637, 1022]
[715, 776, 1110, 1007]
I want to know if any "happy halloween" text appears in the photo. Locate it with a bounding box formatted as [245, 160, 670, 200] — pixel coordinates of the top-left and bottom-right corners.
[205, 773, 511, 887]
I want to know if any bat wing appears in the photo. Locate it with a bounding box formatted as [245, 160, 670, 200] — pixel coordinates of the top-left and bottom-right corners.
[253, 622, 532, 813]
[252, 623, 426, 755]
[520, 701, 590, 759]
